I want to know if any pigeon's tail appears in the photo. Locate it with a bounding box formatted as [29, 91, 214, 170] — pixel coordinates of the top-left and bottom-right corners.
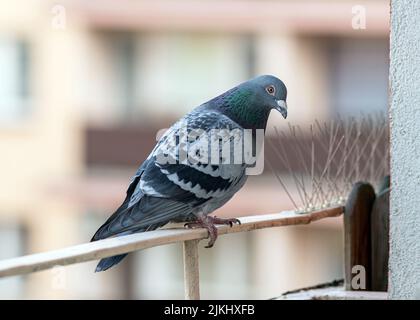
[91, 175, 192, 272]
[95, 254, 128, 272]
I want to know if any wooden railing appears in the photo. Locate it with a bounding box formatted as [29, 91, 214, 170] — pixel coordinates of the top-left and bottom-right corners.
[0, 206, 343, 299]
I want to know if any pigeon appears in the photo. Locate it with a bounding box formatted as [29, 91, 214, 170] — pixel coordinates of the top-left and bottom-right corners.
[91, 75, 288, 272]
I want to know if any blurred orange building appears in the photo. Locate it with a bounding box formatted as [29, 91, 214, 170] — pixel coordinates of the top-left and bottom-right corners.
[0, 0, 389, 299]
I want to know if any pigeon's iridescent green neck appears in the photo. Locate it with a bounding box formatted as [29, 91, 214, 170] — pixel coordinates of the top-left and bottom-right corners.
[217, 87, 270, 129]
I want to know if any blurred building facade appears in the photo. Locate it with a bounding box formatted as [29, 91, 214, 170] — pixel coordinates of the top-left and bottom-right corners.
[0, 0, 389, 299]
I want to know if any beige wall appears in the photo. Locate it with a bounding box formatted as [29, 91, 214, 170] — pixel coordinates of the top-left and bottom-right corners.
[0, 1, 85, 298]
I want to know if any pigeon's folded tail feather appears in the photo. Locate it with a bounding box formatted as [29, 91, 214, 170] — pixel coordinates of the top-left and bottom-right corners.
[95, 254, 128, 272]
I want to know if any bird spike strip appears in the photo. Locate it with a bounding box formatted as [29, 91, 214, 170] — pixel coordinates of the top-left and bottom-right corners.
[268, 113, 389, 213]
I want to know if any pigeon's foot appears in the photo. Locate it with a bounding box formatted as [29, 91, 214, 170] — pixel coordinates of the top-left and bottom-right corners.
[207, 216, 241, 227]
[185, 216, 218, 248]
[184, 215, 241, 248]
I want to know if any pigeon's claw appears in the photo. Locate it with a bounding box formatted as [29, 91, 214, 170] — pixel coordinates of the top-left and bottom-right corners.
[184, 217, 218, 248]
[208, 216, 241, 227]
[204, 224, 218, 248]
[184, 215, 241, 248]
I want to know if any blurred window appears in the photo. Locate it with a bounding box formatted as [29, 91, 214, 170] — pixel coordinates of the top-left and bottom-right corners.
[0, 38, 30, 123]
[86, 32, 254, 124]
[329, 38, 388, 116]
[134, 34, 254, 120]
[113, 34, 137, 120]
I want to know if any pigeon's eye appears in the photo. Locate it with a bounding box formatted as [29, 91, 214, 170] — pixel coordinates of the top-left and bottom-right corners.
[266, 85, 276, 96]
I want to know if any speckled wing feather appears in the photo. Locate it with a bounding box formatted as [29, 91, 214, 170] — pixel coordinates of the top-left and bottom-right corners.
[92, 108, 247, 241]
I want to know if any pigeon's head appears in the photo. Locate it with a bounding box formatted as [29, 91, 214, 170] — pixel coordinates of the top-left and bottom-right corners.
[247, 75, 288, 119]
[209, 74, 288, 129]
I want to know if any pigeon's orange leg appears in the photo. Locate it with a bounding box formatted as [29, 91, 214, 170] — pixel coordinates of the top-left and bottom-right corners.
[184, 215, 241, 248]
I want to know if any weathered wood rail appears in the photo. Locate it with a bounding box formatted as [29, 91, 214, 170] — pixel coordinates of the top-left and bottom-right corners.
[0, 206, 343, 299]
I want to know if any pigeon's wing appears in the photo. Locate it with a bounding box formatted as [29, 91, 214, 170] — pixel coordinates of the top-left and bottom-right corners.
[92, 110, 247, 240]
[140, 109, 248, 202]
[91, 194, 191, 240]
[91, 155, 195, 240]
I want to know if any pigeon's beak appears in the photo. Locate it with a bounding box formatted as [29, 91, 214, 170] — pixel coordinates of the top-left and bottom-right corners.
[275, 99, 288, 119]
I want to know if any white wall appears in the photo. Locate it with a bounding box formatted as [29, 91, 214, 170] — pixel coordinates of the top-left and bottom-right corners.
[389, 0, 420, 300]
